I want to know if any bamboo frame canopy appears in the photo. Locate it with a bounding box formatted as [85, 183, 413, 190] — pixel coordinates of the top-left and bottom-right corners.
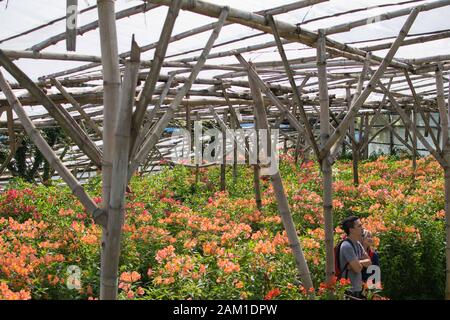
[0, 0, 448, 175]
[1, 0, 450, 301]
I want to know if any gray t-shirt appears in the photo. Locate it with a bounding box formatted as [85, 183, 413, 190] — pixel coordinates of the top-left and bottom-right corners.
[339, 238, 366, 292]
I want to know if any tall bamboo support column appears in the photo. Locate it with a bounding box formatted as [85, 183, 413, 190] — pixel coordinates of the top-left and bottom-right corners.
[220, 111, 227, 191]
[231, 113, 238, 183]
[317, 30, 334, 283]
[346, 86, 359, 185]
[129, 0, 182, 155]
[436, 63, 450, 300]
[389, 114, 395, 155]
[253, 109, 262, 211]
[66, 0, 78, 51]
[444, 167, 450, 300]
[195, 111, 200, 184]
[246, 60, 314, 292]
[97, 0, 121, 300]
[101, 39, 140, 300]
[186, 104, 191, 160]
[363, 115, 370, 159]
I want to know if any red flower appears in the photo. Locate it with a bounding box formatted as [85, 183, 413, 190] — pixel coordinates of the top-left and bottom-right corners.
[264, 288, 281, 300]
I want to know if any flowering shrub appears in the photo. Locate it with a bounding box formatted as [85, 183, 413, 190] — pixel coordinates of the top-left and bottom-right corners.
[0, 154, 446, 299]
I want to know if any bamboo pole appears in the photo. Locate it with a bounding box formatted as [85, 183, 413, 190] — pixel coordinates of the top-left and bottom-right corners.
[66, 0, 78, 51]
[437, 64, 449, 150]
[0, 50, 103, 167]
[130, 71, 177, 159]
[127, 8, 229, 182]
[30, 3, 159, 52]
[360, 31, 450, 51]
[435, 63, 450, 300]
[101, 38, 140, 300]
[0, 69, 106, 227]
[51, 78, 103, 138]
[301, 0, 422, 25]
[444, 167, 450, 300]
[317, 30, 335, 283]
[267, 14, 320, 161]
[389, 114, 395, 155]
[97, 0, 122, 300]
[130, 0, 182, 154]
[6, 106, 16, 154]
[148, 0, 411, 71]
[403, 72, 440, 150]
[0, 4, 97, 45]
[235, 54, 306, 136]
[323, 0, 450, 35]
[359, 78, 394, 154]
[320, 7, 420, 158]
[35, 0, 314, 80]
[377, 81, 447, 167]
[247, 61, 314, 292]
[1, 49, 102, 63]
[220, 111, 227, 191]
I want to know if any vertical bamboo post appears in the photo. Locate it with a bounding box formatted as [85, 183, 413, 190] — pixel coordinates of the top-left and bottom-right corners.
[97, 0, 121, 300]
[389, 114, 394, 155]
[253, 109, 262, 211]
[317, 29, 334, 283]
[101, 39, 140, 300]
[246, 61, 314, 292]
[6, 106, 15, 153]
[436, 63, 450, 300]
[231, 113, 238, 183]
[363, 114, 369, 159]
[66, 0, 78, 51]
[347, 87, 359, 185]
[195, 111, 200, 184]
[186, 104, 191, 160]
[220, 111, 227, 191]
[129, 0, 182, 154]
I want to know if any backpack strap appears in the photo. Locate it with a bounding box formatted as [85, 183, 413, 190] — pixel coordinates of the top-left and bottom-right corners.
[341, 238, 357, 279]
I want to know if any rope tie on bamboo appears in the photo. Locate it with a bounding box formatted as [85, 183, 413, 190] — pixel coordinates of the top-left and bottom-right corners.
[323, 204, 333, 210]
[103, 80, 121, 87]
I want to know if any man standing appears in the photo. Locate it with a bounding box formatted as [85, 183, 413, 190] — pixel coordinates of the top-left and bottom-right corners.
[339, 216, 372, 298]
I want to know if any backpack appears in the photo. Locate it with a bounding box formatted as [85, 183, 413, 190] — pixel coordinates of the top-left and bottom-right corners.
[334, 238, 356, 279]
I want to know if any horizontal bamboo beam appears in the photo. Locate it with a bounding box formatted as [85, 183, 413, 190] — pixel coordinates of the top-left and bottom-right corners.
[0, 49, 102, 63]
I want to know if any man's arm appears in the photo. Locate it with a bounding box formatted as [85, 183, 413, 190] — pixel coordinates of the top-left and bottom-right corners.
[348, 258, 371, 272]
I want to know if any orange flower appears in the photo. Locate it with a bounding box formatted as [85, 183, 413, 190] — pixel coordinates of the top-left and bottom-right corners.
[119, 271, 141, 283]
[137, 287, 145, 296]
[155, 245, 176, 263]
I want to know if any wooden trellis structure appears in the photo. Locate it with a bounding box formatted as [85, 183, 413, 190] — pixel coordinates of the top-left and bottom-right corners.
[1, 0, 450, 299]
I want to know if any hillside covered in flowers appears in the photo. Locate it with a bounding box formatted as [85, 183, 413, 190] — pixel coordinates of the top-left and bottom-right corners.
[0, 154, 446, 300]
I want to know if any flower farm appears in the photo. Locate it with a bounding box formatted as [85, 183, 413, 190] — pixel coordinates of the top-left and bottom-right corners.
[1, 0, 450, 300]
